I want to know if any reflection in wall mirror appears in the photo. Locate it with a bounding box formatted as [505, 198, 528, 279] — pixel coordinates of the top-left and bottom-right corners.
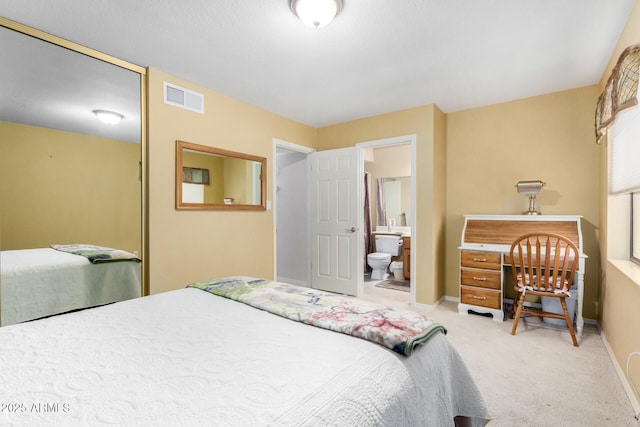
[0, 18, 147, 326]
[376, 177, 411, 227]
[176, 140, 266, 210]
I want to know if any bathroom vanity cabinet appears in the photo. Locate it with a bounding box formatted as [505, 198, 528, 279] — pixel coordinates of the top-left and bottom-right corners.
[402, 236, 411, 279]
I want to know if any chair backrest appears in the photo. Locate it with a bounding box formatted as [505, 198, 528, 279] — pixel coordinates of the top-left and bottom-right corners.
[509, 233, 580, 293]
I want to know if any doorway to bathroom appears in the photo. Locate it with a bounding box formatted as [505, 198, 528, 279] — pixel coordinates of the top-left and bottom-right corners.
[358, 135, 415, 309]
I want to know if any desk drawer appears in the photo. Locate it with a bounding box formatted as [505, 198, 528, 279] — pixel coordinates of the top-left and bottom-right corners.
[460, 250, 501, 270]
[460, 268, 501, 290]
[460, 286, 501, 309]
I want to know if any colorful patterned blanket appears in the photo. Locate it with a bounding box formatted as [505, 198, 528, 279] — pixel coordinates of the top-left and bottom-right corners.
[187, 277, 447, 356]
[51, 244, 141, 264]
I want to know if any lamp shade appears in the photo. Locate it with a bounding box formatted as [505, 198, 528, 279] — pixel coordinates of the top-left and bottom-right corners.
[290, 0, 343, 29]
[515, 180, 545, 195]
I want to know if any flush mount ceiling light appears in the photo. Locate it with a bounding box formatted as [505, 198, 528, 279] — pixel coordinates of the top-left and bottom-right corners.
[290, 0, 343, 29]
[92, 109, 124, 125]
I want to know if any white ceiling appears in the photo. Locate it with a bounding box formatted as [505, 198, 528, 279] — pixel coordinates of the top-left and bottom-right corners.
[0, 0, 636, 131]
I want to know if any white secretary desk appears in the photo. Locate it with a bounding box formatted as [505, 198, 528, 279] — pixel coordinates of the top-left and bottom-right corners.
[458, 215, 587, 335]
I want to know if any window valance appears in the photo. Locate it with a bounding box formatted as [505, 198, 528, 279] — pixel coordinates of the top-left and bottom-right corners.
[595, 43, 640, 143]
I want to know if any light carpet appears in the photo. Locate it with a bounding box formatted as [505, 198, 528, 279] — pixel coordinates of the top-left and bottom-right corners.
[361, 283, 639, 426]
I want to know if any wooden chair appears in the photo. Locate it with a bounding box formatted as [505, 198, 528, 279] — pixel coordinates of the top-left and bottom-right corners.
[508, 232, 580, 347]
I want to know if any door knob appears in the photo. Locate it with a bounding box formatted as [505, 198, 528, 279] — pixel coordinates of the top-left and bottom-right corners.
[346, 227, 356, 233]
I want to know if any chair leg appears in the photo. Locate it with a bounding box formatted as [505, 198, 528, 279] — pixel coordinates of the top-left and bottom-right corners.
[511, 292, 526, 336]
[560, 298, 579, 347]
[510, 290, 521, 319]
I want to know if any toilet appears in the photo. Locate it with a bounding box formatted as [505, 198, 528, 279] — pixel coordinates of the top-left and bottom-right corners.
[367, 235, 403, 280]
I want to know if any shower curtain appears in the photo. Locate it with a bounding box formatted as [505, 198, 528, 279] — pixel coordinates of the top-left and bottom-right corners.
[364, 172, 372, 271]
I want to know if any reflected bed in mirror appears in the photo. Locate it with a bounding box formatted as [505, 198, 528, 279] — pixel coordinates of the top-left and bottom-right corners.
[176, 140, 267, 210]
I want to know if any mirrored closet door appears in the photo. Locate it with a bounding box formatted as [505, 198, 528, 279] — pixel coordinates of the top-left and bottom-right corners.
[0, 18, 147, 325]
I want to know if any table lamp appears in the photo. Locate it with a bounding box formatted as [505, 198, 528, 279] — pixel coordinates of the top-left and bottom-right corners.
[516, 180, 545, 215]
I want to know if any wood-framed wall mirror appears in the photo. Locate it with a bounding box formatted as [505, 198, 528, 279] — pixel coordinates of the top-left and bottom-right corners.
[0, 17, 149, 326]
[176, 140, 267, 210]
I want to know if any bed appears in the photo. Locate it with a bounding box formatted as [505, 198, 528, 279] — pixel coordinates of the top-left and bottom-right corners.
[0, 246, 141, 326]
[0, 277, 491, 426]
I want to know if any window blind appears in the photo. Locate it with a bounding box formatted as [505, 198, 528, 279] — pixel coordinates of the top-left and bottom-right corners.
[609, 104, 640, 194]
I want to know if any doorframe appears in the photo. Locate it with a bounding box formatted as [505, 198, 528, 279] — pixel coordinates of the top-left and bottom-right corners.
[272, 138, 315, 285]
[356, 134, 417, 306]
[272, 135, 415, 303]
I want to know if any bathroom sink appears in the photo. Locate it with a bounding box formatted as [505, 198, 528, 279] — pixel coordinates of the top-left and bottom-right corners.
[374, 226, 410, 235]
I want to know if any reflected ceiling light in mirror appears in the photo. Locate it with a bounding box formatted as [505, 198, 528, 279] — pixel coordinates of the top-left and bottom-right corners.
[92, 109, 124, 125]
[290, 0, 343, 29]
[515, 180, 545, 215]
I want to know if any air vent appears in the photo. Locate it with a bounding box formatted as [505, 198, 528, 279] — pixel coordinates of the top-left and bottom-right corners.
[163, 82, 204, 114]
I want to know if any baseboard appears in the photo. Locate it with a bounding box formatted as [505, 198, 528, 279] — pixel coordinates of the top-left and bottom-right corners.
[412, 295, 447, 311]
[600, 329, 640, 419]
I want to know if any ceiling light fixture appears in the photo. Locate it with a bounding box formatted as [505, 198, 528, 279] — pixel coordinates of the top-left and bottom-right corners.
[92, 109, 124, 125]
[290, 0, 343, 29]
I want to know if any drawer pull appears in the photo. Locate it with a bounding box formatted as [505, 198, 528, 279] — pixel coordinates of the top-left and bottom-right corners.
[472, 295, 487, 300]
[472, 257, 487, 262]
[472, 276, 487, 281]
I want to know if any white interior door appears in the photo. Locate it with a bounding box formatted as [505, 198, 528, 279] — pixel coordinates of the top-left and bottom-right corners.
[309, 147, 361, 296]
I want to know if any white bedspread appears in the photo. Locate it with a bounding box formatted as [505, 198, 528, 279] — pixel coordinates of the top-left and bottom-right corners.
[0, 288, 491, 426]
[1, 248, 141, 326]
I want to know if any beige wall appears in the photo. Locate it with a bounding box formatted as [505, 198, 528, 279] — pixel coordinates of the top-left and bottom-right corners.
[0, 121, 141, 253]
[317, 105, 447, 305]
[598, 0, 640, 408]
[445, 86, 601, 318]
[147, 68, 316, 294]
